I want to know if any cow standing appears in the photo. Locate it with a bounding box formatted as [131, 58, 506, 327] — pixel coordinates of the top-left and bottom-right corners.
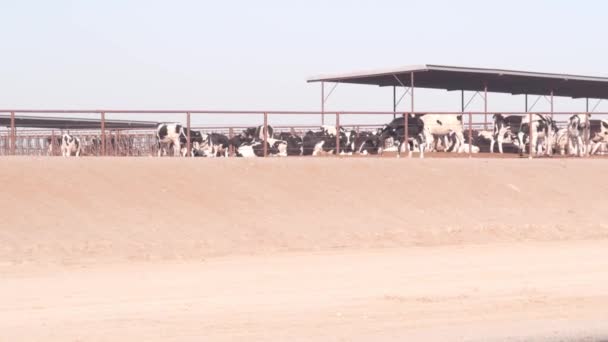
[378, 114, 426, 158]
[517, 114, 558, 157]
[491, 114, 523, 154]
[156, 123, 203, 157]
[61, 134, 81, 157]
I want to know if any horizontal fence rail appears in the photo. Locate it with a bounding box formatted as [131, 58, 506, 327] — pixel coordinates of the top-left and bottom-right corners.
[1, 110, 607, 158]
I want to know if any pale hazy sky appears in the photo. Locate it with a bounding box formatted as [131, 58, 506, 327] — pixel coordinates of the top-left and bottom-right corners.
[1, 0, 606, 125]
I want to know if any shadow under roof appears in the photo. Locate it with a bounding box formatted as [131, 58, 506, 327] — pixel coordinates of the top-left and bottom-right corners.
[307, 64, 608, 99]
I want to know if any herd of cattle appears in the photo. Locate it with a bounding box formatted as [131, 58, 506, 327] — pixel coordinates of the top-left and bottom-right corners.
[53, 113, 608, 158]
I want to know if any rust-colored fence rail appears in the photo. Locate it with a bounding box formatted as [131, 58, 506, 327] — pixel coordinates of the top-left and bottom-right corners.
[1, 110, 607, 158]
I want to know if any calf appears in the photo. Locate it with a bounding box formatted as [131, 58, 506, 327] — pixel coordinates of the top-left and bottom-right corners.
[61, 134, 81, 157]
[491, 114, 523, 154]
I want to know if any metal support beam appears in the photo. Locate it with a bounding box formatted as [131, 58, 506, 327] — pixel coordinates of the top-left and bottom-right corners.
[528, 112, 533, 159]
[393, 86, 396, 119]
[550, 90, 554, 118]
[321, 82, 325, 125]
[461, 90, 465, 112]
[586, 98, 589, 112]
[484, 83, 488, 130]
[407, 72, 414, 156]
[335, 113, 340, 156]
[525, 94, 528, 112]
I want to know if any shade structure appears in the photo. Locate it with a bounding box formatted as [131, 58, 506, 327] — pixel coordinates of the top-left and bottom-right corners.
[308, 64, 608, 99]
[0, 115, 158, 130]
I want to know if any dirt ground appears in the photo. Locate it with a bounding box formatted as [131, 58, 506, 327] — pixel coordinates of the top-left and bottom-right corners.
[1, 157, 608, 341]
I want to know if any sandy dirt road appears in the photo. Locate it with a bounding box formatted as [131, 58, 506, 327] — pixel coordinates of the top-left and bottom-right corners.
[1, 158, 608, 341]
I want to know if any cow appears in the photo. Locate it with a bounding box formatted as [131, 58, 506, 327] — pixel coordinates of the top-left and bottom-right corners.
[354, 131, 381, 155]
[419, 114, 464, 153]
[206, 133, 230, 157]
[156, 123, 203, 157]
[319, 125, 356, 155]
[588, 119, 608, 155]
[378, 114, 426, 158]
[236, 138, 287, 157]
[517, 114, 558, 157]
[276, 132, 303, 156]
[302, 130, 335, 156]
[567, 114, 590, 157]
[243, 125, 274, 141]
[491, 114, 523, 154]
[61, 134, 81, 157]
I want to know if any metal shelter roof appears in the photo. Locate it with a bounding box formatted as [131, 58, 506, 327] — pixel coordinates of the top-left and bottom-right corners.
[0, 115, 159, 130]
[307, 64, 608, 99]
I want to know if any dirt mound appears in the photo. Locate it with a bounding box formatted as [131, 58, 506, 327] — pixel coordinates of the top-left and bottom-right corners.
[1, 157, 607, 265]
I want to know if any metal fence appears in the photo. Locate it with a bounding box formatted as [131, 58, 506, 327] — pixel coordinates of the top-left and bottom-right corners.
[1, 110, 607, 158]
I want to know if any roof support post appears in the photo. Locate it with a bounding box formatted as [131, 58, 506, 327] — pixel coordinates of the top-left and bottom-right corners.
[484, 83, 488, 130]
[525, 94, 528, 112]
[407, 71, 414, 156]
[393, 86, 397, 119]
[461, 90, 465, 112]
[335, 112, 340, 156]
[586, 98, 589, 112]
[10, 111, 15, 155]
[321, 82, 325, 125]
[550, 90, 554, 118]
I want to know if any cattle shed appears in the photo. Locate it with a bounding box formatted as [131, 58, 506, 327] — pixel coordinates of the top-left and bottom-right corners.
[308, 64, 608, 124]
[0, 114, 158, 130]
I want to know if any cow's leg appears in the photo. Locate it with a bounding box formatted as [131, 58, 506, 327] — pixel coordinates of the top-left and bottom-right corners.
[418, 134, 426, 159]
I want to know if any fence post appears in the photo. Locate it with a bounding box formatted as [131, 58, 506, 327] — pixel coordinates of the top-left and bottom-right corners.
[186, 112, 191, 157]
[263, 112, 268, 157]
[528, 112, 533, 159]
[335, 112, 340, 156]
[586, 112, 591, 157]
[404, 113, 409, 157]
[468, 112, 473, 157]
[100, 112, 106, 156]
[10, 111, 15, 155]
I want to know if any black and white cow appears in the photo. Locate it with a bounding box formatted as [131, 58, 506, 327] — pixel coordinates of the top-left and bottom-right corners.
[378, 114, 426, 158]
[156, 123, 204, 157]
[354, 131, 381, 155]
[242, 125, 274, 141]
[567, 114, 590, 157]
[420, 114, 464, 153]
[319, 125, 356, 155]
[276, 132, 303, 156]
[61, 134, 81, 157]
[236, 138, 287, 157]
[588, 119, 608, 155]
[517, 114, 558, 157]
[491, 114, 523, 154]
